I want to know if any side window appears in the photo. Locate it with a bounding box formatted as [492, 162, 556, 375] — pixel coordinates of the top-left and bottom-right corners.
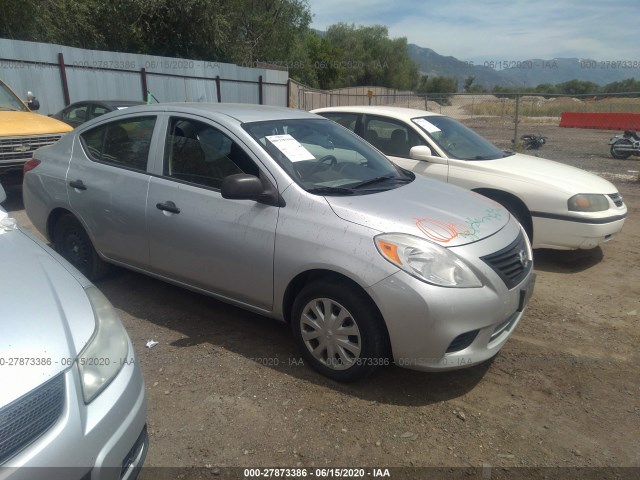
[164, 117, 259, 189]
[92, 105, 110, 118]
[364, 116, 426, 158]
[79, 116, 156, 171]
[63, 104, 89, 126]
[320, 113, 359, 132]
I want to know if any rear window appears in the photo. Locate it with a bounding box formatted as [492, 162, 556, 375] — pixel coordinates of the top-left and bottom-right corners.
[80, 116, 156, 171]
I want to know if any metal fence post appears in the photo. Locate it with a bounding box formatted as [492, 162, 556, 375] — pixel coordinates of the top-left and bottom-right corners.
[57, 53, 70, 106]
[513, 94, 520, 147]
[140, 68, 148, 102]
[215, 76, 222, 103]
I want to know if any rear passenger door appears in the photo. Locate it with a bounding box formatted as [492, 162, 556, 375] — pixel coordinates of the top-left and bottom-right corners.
[145, 115, 278, 310]
[68, 115, 158, 268]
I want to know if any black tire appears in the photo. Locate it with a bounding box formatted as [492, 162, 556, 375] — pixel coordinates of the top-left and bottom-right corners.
[504, 200, 533, 243]
[52, 214, 110, 280]
[610, 139, 632, 159]
[291, 280, 388, 382]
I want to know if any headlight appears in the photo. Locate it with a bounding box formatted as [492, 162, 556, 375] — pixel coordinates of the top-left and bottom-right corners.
[78, 286, 129, 403]
[568, 194, 609, 212]
[374, 233, 482, 288]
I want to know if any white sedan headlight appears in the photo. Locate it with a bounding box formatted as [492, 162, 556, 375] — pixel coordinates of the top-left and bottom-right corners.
[375, 233, 482, 288]
[568, 194, 609, 212]
[78, 286, 129, 403]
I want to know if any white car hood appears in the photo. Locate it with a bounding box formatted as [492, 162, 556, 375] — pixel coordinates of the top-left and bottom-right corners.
[470, 153, 619, 195]
[0, 226, 95, 408]
[325, 176, 509, 247]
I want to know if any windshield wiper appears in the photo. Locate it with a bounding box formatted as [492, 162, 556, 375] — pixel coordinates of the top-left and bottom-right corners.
[306, 186, 355, 195]
[351, 175, 412, 189]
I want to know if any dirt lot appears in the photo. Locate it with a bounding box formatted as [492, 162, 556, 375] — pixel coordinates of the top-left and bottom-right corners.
[4, 121, 640, 478]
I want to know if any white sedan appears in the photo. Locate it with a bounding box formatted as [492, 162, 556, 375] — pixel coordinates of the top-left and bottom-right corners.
[313, 106, 627, 250]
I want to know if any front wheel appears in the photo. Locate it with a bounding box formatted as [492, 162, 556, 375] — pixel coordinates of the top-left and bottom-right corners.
[291, 281, 388, 382]
[52, 214, 110, 280]
[610, 139, 633, 159]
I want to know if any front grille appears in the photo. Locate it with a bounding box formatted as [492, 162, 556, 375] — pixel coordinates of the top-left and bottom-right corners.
[0, 134, 63, 163]
[608, 193, 624, 207]
[0, 374, 65, 465]
[481, 231, 531, 289]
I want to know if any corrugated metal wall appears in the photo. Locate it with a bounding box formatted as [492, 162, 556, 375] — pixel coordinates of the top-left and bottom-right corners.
[0, 38, 289, 115]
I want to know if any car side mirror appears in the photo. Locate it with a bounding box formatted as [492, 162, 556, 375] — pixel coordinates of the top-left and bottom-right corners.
[0, 183, 6, 204]
[409, 145, 433, 160]
[26, 91, 40, 111]
[409, 145, 447, 164]
[221, 174, 264, 200]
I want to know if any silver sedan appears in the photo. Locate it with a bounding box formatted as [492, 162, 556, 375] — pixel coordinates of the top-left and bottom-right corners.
[23, 103, 535, 382]
[0, 183, 147, 479]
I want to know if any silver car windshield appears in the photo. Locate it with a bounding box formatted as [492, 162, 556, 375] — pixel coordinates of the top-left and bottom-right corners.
[244, 118, 413, 195]
[412, 116, 514, 160]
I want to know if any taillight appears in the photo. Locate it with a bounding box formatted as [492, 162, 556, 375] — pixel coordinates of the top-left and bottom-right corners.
[23, 158, 41, 174]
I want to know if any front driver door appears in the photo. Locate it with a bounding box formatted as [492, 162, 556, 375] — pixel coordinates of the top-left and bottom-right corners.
[146, 115, 279, 310]
[362, 115, 449, 182]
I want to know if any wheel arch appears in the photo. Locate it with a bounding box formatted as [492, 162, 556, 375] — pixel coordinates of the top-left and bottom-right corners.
[46, 207, 75, 240]
[473, 188, 533, 240]
[282, 269, 392, 355]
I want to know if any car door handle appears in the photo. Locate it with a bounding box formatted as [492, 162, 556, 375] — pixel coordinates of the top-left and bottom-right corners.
[69, 180, 87, 190]
[156, 201, 180, 214]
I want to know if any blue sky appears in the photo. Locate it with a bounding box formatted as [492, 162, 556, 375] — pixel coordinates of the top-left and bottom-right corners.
[307, 0, 639, 64]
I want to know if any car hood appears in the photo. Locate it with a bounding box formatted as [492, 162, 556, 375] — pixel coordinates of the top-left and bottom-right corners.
[474, 153, 619, 194]
[325, 176, 509, 247]
[0, 224, 95, 408]
[0, 111, 72, 136]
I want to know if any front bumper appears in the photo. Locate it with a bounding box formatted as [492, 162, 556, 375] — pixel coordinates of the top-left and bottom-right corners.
[366, 219, 535, 372]
[532, 214, 626, 250]
[2, 340, 147, 480]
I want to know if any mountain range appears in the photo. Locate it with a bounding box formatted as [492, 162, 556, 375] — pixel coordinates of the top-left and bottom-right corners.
[407, 44, 640, 88]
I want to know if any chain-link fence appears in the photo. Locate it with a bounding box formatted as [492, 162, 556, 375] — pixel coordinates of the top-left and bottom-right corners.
[292, 83, 640, 182]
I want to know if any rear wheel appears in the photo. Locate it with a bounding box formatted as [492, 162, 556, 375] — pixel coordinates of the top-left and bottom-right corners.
[610, 139, 632, 159]
[291, 280, 388, 382]
[53, 214, 110, 280]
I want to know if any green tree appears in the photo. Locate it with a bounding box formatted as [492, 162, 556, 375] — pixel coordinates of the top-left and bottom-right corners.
[415, 75, 457, 105]
[0, 0, 40, 40]
[463, 76, 475, 92]
[320, 23, 418, 90]
[602, 78, 640, 94]
[555, 79, 600, 95]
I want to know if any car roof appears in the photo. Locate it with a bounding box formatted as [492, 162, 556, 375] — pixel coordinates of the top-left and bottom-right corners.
[312, 105, 443, 121]
[65, 100, 146, 108]
[104, 103, 321, 123]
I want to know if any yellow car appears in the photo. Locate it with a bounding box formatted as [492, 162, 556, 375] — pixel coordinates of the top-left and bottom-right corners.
[0, 79, 72, 184]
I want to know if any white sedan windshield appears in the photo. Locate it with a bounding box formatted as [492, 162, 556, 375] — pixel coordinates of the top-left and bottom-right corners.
[412, 116, 513, 160]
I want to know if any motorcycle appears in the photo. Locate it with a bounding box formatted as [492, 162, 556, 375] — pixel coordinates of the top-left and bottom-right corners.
[609, 130, 640, 159]
[513, 134, 547, 150]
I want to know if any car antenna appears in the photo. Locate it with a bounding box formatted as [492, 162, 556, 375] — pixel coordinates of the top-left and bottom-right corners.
[146, 91, 160, 104]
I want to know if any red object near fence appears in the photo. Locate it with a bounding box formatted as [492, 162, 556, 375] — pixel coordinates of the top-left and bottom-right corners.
[559, 112, 640, 130]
